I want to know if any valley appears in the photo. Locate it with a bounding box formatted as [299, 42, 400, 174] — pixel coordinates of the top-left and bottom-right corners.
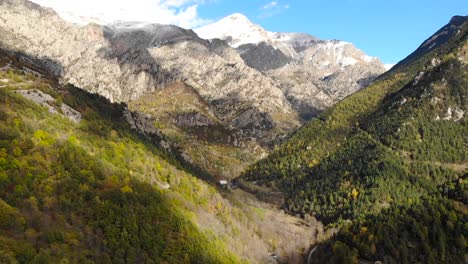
[0, 0, 387, 179]
[0, 0, 466, 263]
[0, 50, 324, 263]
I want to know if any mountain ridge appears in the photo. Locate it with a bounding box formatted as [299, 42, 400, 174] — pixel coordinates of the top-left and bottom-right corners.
[390, 14, 468, 72]
[0, 0, 387, 178]
[0, 46, 324, 263]
[196, 13, 387, 118]
[0, 0, 466, 263]
[241, 15, 467, 263]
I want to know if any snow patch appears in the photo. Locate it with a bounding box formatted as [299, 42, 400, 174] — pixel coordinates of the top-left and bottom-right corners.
[195, 13, 300, 57]
[363, 55, 373, 63]
[384, 63, 395, 71]
[195, 13, 269, 48]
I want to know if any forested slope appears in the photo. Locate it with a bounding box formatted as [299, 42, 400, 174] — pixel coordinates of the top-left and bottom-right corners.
[0, 61, 248, 263]
[242, 16, 468, 263]
[0, 47, 325, 263]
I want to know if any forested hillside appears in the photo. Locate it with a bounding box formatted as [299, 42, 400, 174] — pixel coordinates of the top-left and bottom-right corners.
[242, 16, 468, 263]
[0, 50, 324, 263]
[0, 63, 245, 263]
[1, 2, 467, 263]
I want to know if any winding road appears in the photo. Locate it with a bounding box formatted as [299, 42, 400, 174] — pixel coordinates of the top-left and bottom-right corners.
[306, 245, 319, 264]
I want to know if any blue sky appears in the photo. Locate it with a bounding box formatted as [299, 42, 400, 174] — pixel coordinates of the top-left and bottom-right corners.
[32, 0, 467, 64]
[197, 0, 467, 64]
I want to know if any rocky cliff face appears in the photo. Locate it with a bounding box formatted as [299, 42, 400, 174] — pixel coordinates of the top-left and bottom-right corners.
[0, 0, 302, 178]
[0, 0, 300, 133]
[268, 40, 385, 117]
[196, 14, 387, 118]
[0, 0, 385, 178]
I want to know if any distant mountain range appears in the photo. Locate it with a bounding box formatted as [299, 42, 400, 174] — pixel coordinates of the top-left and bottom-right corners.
[196, 13, 387, 118]
[0, 0, 387, 178]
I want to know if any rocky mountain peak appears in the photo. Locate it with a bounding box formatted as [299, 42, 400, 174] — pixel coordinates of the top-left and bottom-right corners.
[195, 13, 386, 119]
[0, 0, 389, 177]
[268, 32, 319, 52]
[224, 12, 251, 22]
[195, 13, 273, 48]
[196, 13, 384, 70]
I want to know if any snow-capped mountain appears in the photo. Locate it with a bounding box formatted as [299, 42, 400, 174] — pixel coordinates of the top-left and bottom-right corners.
[196, 13, 386, 117]
[195, 14, 383, 65]
[0, 1, 387, 177]
[268, 32, 319, 52]
[195, 13, 269, 48]
[0, 0, 386, 135]
[299, 40, 380, 70]
[195, 13, 296, 57]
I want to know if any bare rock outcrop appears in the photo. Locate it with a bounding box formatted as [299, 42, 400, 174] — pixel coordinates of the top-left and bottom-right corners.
[0, 0, 300, 140]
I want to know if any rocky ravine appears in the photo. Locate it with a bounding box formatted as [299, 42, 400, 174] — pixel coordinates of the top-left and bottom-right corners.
[196, 13, 387, 118]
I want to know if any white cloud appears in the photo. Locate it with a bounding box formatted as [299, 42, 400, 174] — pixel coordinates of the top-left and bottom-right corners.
[263, 1, 278, 9]
[259, 1, 289, 19]
[30, 0, 211, 28]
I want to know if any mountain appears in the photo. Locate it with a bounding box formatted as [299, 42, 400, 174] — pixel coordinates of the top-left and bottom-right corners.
[241, 15, 467, 263]
[0, 0, 466, 263]
[391, 15, 468, 71]
[0, 47, 324, 263]
[196, 14, 387, 118]
[0, 0, 305, 179]
[0, 0, 388, 179]
[269, 32, 320, 52]
[195, 13, 285, 49]
[0, 3, 293, 118]
[268, 40, 385, 118]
